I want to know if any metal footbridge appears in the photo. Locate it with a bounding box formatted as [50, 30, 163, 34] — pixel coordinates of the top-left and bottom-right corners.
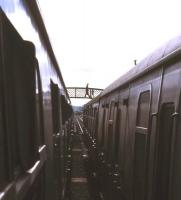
[67, 87, 103, 99]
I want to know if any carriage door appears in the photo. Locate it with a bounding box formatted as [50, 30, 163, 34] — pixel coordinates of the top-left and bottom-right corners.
[134, 85, 151, 200]
[50, 81, 61, 188]
[155, 61, 181, 200]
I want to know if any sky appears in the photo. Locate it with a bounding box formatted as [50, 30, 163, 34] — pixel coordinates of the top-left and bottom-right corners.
[38, 0, 181, 105]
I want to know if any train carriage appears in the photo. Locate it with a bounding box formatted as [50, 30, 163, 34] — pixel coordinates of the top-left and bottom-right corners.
[83, 36, 181, 200]
[0, 1, 72, 200]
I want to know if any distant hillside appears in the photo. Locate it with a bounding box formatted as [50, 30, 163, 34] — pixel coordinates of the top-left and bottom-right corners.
[73, 106, 83, 112]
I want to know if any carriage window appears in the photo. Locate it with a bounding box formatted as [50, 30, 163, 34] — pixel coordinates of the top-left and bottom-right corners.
[137, 91, 150, 128]
[12, 41, 38, 172]
[2, 39, 38, 174]
[2, 12, 38, 175]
